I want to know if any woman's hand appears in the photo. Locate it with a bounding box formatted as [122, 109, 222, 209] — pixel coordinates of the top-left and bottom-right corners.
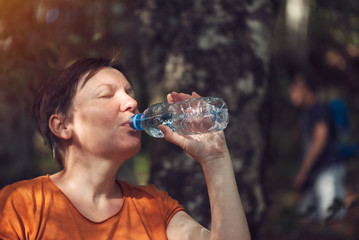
[161, 92, 251, 240]
[158, 92, 230, 166]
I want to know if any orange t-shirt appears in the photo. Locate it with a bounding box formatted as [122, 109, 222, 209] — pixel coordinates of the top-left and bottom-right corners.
[0, 175, 184, 240]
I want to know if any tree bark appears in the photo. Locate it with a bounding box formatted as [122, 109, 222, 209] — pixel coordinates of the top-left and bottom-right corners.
[134, 0, 274, 233]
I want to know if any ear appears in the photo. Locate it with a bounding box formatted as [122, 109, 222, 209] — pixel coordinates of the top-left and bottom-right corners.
[49, 114, 72, 140]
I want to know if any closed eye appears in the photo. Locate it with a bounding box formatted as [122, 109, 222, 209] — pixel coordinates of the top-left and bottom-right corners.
[99, 91, 114, 98]
[100, 95, 112, 99]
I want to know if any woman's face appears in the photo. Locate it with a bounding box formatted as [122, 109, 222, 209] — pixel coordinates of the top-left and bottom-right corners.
[68, 67, 141, 161]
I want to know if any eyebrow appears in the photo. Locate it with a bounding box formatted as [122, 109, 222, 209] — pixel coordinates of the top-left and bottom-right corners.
[93, 83, 135, 95]
[96, 83, 114, 89]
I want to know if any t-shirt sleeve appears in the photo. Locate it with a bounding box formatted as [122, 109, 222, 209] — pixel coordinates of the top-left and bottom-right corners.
[0, 185, 31, 240]
[147, 184, 185, 228]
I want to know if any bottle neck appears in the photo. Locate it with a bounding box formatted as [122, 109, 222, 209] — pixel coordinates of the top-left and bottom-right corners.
[129, 114, 143, 131]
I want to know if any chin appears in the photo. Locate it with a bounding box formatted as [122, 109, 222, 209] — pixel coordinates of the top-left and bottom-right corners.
[112, 131, 141, 160]
[112, 143, 141, 164]
[123, 138, 142, 158]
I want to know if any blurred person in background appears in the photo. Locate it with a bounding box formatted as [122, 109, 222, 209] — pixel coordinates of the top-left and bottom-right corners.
[288, 69, 346, 222]
[0, 57, 250, 240]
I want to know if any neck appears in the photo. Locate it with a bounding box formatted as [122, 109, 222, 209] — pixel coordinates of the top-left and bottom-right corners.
[51, 150, 123, 201]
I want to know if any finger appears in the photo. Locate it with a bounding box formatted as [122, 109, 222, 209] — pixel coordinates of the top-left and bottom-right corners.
[167, 93, 175, 103]
[192, 92, 201, 98]
[158, 125, 185, 148]
[171, 92, 193, 102]
[167, 92, 184, 103]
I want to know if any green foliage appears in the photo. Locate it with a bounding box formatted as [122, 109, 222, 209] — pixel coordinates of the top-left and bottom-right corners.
[133, 153, 151, 185]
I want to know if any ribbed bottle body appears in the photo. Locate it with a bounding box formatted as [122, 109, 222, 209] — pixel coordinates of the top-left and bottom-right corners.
[130, 97, 229, 138]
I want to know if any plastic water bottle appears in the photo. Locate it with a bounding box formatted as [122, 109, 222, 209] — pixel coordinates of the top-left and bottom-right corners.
[129, 97, 229, 138]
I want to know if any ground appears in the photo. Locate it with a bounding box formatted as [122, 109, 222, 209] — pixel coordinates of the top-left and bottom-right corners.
[256, 158, 359, 240]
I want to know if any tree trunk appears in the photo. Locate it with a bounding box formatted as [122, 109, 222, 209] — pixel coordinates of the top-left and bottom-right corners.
[134, 0, 274, 233]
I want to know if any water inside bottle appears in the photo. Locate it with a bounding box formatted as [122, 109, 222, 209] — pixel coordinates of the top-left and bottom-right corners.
[139, 97, 229, 138]
[172, 98, 228, 135]
[142, 112, 175, 138]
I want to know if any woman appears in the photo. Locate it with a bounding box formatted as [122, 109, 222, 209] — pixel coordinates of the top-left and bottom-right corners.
[0, 57, 250, 240]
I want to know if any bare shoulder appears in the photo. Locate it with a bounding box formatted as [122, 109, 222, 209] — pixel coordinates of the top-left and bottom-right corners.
[166, 211, 210, 240]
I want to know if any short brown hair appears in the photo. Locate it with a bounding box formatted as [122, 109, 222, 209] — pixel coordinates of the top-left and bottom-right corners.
[32, 57, 130, 165]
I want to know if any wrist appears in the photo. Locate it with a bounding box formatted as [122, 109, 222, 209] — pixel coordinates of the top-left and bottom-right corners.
[199, 152, 232, 174]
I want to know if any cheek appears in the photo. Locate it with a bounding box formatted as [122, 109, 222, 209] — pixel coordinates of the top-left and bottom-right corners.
[74, 106, 116, 137]
[82, 104, 115, 123]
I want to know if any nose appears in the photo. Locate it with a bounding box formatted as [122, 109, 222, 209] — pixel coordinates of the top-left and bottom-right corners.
[121, 94, 138, 113]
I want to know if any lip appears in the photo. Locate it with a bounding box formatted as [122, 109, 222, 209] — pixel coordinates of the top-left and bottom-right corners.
[123, 122, 131, 127]
[123, 117, 135, 128]
[122, 120, 130, 127]
[122, 115, 138, 130]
